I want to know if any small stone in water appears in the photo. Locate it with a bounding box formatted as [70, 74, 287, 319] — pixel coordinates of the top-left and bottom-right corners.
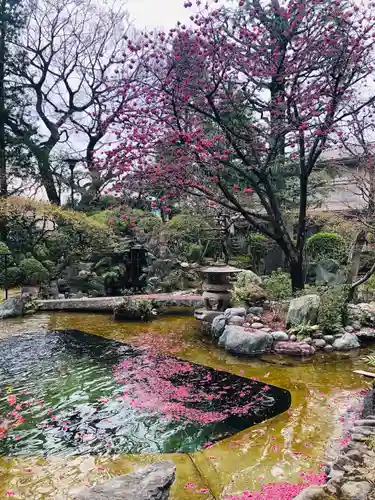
[313, 339, 326, 348]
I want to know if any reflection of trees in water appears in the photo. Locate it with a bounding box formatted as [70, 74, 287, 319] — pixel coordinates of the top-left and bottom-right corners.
[0, 329, 291, 455]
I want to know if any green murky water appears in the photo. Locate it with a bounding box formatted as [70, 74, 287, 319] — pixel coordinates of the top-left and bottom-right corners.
[0, 312, 373, 499]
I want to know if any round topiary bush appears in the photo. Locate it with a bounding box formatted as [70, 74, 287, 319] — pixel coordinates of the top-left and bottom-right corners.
[19, 258, 50, 286]
[0, 266, 21, 288]
[306, 232, 347, 264]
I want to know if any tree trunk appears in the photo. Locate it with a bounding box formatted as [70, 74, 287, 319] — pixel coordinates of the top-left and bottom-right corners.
[290, 256, 304, 293]
[347, 230, 367, 286]
[0, 0, 7, 242]
[38, 154, 60, 205]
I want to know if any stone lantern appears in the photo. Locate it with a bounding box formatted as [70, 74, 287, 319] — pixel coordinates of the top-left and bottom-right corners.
[195, 264, 240, 321]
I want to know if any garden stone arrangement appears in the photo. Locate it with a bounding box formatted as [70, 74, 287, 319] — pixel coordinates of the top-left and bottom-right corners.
[205, 293, 375, 357]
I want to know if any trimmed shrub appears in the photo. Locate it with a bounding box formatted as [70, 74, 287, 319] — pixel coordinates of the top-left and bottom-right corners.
[233, 283, 267, 305]
[0, 266, 21, 288]
[318, 286, 349, 333]
[19, 258, 50, 286]
[135, 213, 163, 234]
[186, 243, 203, 262]
[160, 269, 200, 292]
[33, 244, 49, 261]
[236, 269, 262, 287]
[264, 270, 293, 301]
[42, 260, 57, 278]
[164, 213, 217, 259]
[247, 233, 278, 273]
[306, 232, 347, 264]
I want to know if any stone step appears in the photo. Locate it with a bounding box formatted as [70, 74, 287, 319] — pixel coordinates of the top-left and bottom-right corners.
[354, 420, 375, 427]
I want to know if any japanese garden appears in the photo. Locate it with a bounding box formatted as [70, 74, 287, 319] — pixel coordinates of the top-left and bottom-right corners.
[2, 0, 375, 498]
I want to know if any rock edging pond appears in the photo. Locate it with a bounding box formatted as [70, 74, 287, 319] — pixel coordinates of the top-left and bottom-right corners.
[294, 388, 375, 500]
[72, 461, 176, 500]
[208, 306, 362, 358]
[206, 300, 375, 358]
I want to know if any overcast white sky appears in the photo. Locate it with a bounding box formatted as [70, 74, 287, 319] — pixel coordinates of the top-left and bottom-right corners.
[126, 0, 190, 29]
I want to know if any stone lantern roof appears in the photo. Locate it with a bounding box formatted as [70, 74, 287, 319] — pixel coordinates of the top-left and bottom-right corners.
[199, 264, 241, 274]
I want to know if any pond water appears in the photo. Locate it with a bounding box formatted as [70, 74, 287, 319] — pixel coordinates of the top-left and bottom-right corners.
[0, 329, 290, 456]
[0, 312, 373, 500]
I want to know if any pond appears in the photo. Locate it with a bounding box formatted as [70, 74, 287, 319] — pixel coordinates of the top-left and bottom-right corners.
[0, 312, 372, 499]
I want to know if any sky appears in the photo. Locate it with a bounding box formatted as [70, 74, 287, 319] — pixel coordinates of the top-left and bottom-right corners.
[126, 0, 191, 30]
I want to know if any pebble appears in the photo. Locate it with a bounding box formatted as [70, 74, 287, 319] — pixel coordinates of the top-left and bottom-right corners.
[251, 322, 264, 329]
[290, 334, 297, 341]
[345, 326, 354, 333]
[323, 345, 334, 352]
[313, 339, 326, 348]
[323, 335, 334, 344]
[260, 327, 272, 333]
[304, 337, 312, 344]
[271, 331, 289, 341]
[311, 331, 323, 338]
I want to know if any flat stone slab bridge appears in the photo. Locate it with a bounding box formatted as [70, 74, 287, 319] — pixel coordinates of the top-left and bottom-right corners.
[37, 294, 203, 313]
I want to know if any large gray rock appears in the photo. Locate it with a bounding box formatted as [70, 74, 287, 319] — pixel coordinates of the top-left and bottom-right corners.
[219, 325, 273, 356]
[194, 309, 222, 323]
[332, 332, 360, 351]
[72, 461, 176, 500]
[293, 486, 331, 500]
[286, 295, 320, 328]
[0, 296, 26, 319]
[224, 307, 247, 319]
[340, 481, 372, 500]
[348, 303, 375, 327]
[211, 314, 226, 339]
[308, 258, 346, 286]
